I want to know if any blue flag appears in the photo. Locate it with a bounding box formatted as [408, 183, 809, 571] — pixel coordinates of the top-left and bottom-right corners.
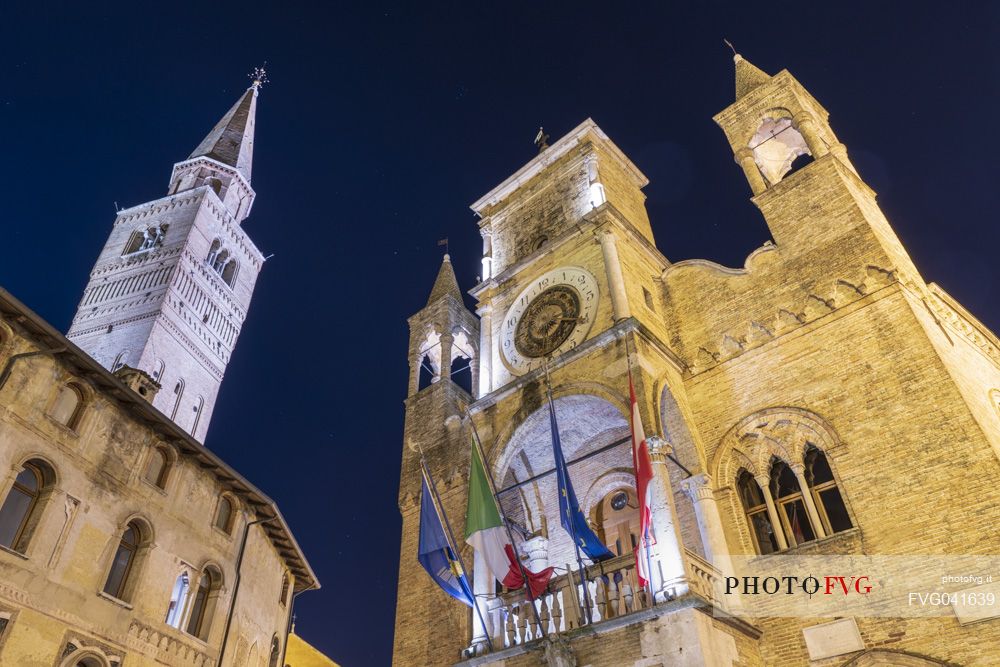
[418, 475, 476, 607]
[548, 397, 614, 562]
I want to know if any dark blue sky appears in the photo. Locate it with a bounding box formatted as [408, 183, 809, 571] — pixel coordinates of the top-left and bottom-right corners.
[1, 2, 998, 664]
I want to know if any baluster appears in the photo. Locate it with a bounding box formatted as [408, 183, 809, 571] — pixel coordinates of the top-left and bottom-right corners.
[517, 603, 528, 644]
[562, 566, 582, 629]
[505, 606, 516, 647]
[611, 575, 623, 619]
[551, 590, 563, 634]
[622, 579, 634, 614]
[595, 577, 608, 622]
[539, 595, 551, 636]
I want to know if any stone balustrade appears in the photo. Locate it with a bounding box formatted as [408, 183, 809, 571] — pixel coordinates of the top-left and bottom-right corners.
[475, 548, 727, 654]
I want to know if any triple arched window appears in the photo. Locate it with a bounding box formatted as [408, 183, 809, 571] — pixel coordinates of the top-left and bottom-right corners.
[206, 240, 238, 288]
[123, 224, 168, 256]
[737, 447, 851, 554]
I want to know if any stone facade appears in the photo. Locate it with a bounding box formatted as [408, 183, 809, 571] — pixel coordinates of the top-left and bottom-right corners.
[67, 86, 266, 443]
[392, 55, 1000, 666]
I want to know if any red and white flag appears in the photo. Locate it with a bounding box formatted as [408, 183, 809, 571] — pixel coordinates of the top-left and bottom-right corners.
[628, 372, 656, 589]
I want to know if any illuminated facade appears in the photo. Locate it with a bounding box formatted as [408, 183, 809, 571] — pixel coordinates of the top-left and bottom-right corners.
[392, 55, 1000, 666]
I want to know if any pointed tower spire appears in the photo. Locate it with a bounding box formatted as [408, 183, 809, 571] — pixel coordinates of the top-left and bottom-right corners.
[189, 85, 258, 182]
[734, 53, 771, 100]
[427, 254, 463, 306]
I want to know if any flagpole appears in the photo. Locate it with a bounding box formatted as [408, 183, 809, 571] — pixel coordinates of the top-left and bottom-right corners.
[466, 415, 547, 637]
[418, 455, 494, 653]
[542, 359, 595, 626]
[624, 334, 656, 600]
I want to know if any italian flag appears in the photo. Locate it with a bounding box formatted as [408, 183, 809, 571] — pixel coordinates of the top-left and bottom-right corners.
[629, 373, 656, 590]
[465, 437, 553, 598]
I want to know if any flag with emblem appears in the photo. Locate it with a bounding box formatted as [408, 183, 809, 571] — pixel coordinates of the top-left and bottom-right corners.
[418, 471, 475, 606]
[549, 395, 614, 562]
[465, 437, 553, 598]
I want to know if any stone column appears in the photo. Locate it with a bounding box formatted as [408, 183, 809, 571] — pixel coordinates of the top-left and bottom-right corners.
[469, 357, 480, 399]
[645, 436, 688, 601]
[407, 356, 421, 396]
[735, 147, 767, 195]
[437, 332, 454, 383]
[680, 474, 733, 575]
[597, 231, 630, 323]
[755, 475, 788, 551]
[477, 305, 492, 396]
[791, 463, 826, 539]
[521, 535, 549, 573]
[792, 112, 829, 159]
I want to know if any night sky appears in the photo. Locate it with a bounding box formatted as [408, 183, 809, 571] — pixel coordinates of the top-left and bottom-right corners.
[1, 2, 998, 664]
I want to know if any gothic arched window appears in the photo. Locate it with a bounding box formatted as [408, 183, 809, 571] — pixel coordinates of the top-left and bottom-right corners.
[804, 446, 852, 535]
[0, 460, 54, 552]
[769, 459, 815, 548]
[737, 469, 778, 555]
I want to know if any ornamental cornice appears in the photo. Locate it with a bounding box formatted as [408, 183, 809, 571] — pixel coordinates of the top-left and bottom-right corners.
[689, 263, 897, 374]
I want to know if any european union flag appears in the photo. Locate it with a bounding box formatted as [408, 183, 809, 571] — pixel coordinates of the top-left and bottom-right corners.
[548, 397, 614, 562]
[418, 475, 476, 607]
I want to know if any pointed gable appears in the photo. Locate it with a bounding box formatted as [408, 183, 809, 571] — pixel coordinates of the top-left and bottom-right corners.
[189, 86, 257, 181]
[734, 54, 772, 100]
[427, 254, 463, 306]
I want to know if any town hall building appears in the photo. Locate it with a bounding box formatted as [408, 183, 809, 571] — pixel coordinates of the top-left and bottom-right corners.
[392, 54, 1000, 666]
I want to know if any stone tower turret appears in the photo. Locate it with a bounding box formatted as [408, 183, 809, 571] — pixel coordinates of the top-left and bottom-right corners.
[393, 254, 480, 667]
[67, 81, 267, 442]
[713, 53, 920, 281]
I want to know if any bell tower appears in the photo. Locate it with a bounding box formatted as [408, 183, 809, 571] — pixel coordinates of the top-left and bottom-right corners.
[393, 254, 480, 667]
[713, 53, 921, 281]
[67, 78, 267, 442]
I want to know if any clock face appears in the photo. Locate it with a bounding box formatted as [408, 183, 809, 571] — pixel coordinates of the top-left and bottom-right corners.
[500, 266, 599, 374]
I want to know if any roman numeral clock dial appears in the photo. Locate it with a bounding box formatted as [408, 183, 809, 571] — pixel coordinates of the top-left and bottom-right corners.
[500, 267, 600, 374]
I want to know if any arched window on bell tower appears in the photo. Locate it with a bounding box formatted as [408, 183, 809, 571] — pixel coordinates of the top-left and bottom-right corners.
[748, 114, 813, 187]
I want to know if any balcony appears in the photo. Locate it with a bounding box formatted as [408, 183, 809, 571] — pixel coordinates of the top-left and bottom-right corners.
[464, 548, 731, 662]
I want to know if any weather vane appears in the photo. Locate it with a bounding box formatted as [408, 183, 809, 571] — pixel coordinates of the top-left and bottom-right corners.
[249, 64, 269, 89]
